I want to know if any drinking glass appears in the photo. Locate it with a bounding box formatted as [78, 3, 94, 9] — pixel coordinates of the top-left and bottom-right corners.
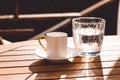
[72, 17, 105, 80]
[72, 17, 106, 58]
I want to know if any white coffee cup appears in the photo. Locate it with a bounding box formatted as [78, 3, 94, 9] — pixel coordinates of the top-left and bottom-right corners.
[38, 32, 68, 59]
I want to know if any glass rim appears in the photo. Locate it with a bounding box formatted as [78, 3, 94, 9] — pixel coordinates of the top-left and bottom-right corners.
[72, 17, 106, 24]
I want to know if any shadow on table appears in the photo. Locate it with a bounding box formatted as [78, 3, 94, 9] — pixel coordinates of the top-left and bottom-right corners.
[74, 56, 104, 80]
[28, 56, 104, 80]
[106, 57, 120, 80]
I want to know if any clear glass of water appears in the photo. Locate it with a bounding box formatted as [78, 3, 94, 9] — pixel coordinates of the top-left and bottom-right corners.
[72, 17, 106, 58]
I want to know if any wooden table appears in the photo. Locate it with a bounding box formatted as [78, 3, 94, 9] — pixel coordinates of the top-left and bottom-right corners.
[0, 35, 120, 80]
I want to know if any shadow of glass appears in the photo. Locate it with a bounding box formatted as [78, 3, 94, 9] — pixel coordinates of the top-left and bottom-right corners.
[106, 57, 120, 80]
[73, 56, 104, 80]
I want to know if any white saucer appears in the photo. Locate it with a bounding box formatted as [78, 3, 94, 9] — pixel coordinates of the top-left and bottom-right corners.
[34, 47, 78, 61]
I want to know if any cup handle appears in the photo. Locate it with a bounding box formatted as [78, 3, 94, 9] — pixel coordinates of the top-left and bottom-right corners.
[38, 35, 47, 51]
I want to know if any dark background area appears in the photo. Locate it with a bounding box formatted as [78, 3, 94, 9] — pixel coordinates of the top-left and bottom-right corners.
[0, 0, 119, 42]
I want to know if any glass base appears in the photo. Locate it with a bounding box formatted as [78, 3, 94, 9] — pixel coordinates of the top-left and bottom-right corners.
[78, 51, 100, 58]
